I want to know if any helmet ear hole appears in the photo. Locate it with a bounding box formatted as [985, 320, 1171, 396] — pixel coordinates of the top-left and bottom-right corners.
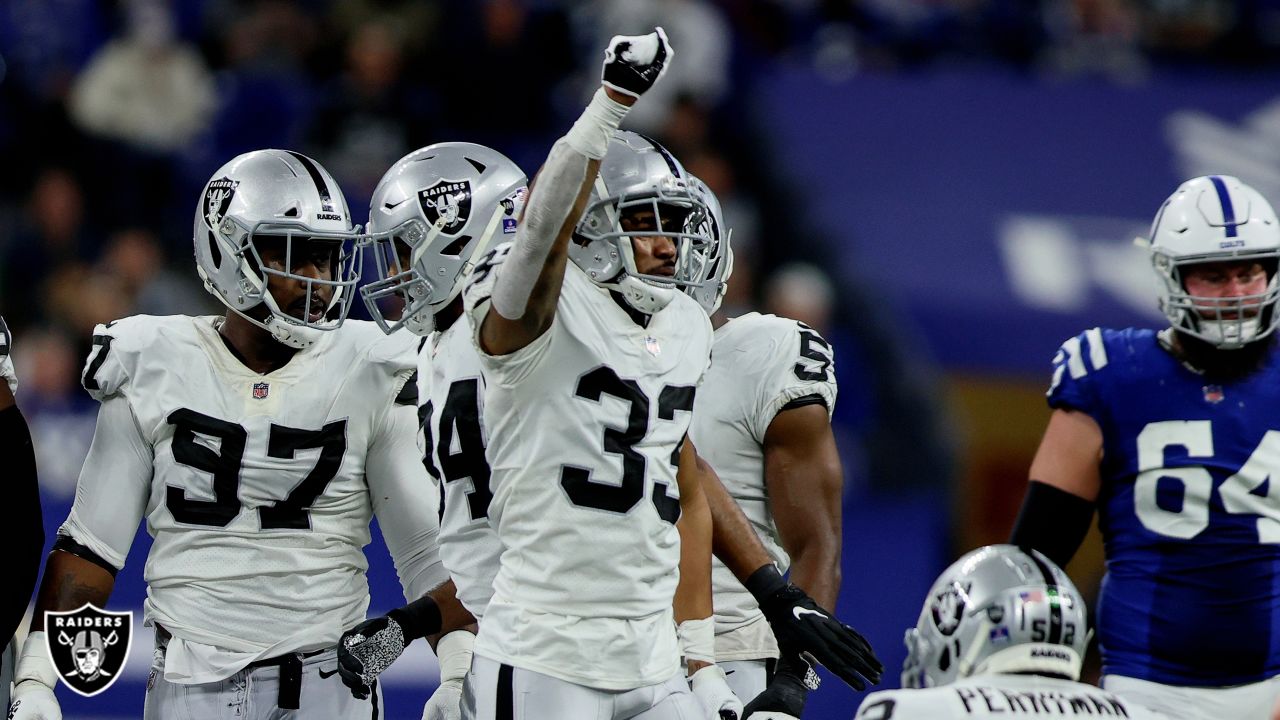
[938, 645, 951, 672]
[207, 231, 223, 269]
[440, 235, 472, 258]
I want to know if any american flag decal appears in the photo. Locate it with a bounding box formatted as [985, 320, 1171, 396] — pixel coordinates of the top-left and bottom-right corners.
[252, 382, 270, 400]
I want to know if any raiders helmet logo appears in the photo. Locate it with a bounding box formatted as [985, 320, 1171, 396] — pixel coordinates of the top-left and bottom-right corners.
[203, 177, 240, 232]
[418, 179, 472, 235]
[930, 582, 969, 637]
[44, 604, 133, 697]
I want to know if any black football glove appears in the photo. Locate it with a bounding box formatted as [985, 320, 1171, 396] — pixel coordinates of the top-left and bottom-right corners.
[337, 596, 441, 699]
[601, 27, 672, 98]
[746, 565, 883, 692]
[1, 315, 15, 394]
[742, 654, 815, 719]
[337, 615, 406, 699]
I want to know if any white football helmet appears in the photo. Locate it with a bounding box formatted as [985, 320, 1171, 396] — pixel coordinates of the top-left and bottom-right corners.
[1146, 175, 1280, 349]
[193, 149, 362, 349]
[362, 143, 527, 335]
[570, 131, 718, 314]
[683, 176, 733, 315]
[901, 545, 1089, 689]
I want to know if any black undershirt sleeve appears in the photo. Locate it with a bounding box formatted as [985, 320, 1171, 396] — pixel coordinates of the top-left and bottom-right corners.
[1009, 480, 1096, 568]
[0, 405, 44, 644]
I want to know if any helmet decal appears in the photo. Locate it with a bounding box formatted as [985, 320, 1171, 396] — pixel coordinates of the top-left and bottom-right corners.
[418, 179, 473, 235]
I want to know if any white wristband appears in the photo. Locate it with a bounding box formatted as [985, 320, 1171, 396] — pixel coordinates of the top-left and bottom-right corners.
[565, 88, 629, 160]
[16, 631, 59, 688]
[677, 617, 716, 666]
[435, 629, 475, 683]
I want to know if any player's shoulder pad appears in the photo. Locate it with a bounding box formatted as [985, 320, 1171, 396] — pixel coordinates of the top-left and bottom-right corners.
[1046, 326, 1153, 400]
[81, 315, 195, 400]
[853, 688, 921, 720]
[349, 320, 420, 399]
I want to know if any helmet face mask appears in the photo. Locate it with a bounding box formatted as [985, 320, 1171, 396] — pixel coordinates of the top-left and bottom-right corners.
[901, 545, 1089, 689]
[194, 150, 362, 349]
[362, 143, 527, 336]
[1148, 175, 1280, 349]
[571, 131, 721, 315]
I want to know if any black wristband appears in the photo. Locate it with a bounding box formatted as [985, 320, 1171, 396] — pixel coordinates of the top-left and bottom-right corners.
[744, 563, 787, 604]
[53, 535, 118, 578]
[388, 596, 441, 640]
[1009, 481, 1096, 568]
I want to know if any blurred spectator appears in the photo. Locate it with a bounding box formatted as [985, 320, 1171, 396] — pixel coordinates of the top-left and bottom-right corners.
[12, 329, 96, 499]
[2, 168, 94, 331]
[308, 18, 436, 209]
[1039, 0, 1148, 81]
[42, 264, 131, 343]
[0, 0, 109, 101]
[68, 0, 217, 153]
[100, 227, 216, 317]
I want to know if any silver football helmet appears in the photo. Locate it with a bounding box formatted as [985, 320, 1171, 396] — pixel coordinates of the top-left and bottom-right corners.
[1144, 175, 1280, 349]
[193, 149, 362, 349]
[683, 176, 733, 315]
[362, 143, 527, 335]
[570, 131, 718, 314]
[901, 545, 1088, 689]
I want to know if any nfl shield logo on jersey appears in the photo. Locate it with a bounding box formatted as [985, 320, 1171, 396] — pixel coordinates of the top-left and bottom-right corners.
[418, 179, 472, 235]
[44, 604, 133, 697]
[253, 381, 270, 399]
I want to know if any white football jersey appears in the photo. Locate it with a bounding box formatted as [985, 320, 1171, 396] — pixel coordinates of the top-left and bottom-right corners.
[464, 245, 713, 690]
[419, 318, 502, 621]
[689, 313, 837, 661]
[62, 315, 445, 682]
[853, 675, 1174, 719]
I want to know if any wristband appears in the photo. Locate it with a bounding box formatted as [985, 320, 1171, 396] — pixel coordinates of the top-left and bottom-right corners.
[16, 631, 58, 688]
[744, 563, 787, 604]
[388, 595, 441, 640]
[434, 629, 474, 683]
[677, 617, 716, 666]
[565, 88, 629, 160]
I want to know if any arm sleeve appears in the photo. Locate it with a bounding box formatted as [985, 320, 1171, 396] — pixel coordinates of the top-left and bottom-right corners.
[368, 400, 448, 603]
[0, 406, 42, 644]
[463, 242, 558, 386]
[59, 395, 153, 571]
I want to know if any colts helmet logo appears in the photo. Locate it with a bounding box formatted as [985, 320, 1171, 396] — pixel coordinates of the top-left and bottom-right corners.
[44, 604, 133, 697]
[418, 179, 472, 235]
[930, 582, 969, 637]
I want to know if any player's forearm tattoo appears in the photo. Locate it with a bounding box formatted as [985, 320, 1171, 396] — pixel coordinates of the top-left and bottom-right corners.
[51, 571, 110, 611]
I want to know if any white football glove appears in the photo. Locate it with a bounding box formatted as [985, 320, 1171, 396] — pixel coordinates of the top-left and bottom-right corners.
[8, 681, 62, 720]
[690, 664, 743, 720]
[9, 633, 62, 720]
[421, 630, 473, 720]
[1, 315, 16, 395]
[601, 27, 672, 99]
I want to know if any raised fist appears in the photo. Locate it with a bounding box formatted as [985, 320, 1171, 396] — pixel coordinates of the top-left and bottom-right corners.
[601, 27, 673, 99]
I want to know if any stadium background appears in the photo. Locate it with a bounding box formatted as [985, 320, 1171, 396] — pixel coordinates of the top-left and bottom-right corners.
[4, 0, 1277, 717]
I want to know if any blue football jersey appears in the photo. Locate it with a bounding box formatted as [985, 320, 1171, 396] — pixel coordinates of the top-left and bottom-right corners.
[1047, 327, 1280, 686]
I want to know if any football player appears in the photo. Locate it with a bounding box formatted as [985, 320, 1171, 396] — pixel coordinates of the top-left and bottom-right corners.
[1011, 175, 1280, 718]
[677, 178, 848, 719]
[1, 317, 45, 715]
[851, 545, 1171, 719]
[354, 141, 746, 720]
[338, 28, 880, 720]
[8, 150, 462, 720]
